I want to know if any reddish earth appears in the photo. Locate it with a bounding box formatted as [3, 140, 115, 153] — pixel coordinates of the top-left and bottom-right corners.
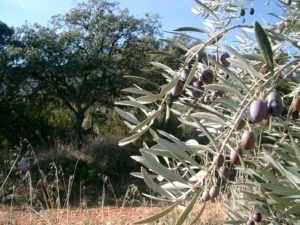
[0, 202, 226, 225]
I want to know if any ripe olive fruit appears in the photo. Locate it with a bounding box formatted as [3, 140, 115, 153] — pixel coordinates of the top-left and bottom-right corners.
[212, 90, 223, 98]
[180, 68, 190, 81]
[291, 97, 300, 111]
[230, 148, 242, 165]
[252, 211, 262, 222]
[201, 69, 214, 84]
[249, 100, 268, 123]
[266, 91, 284, 117]
[292, 110, 299, 119]
[171, 80, 184, 97]
[218, 166, 230, 179]
[202, 190, 211, 202]
[261, 114, 269, 127]
[224, 73, 230, 80]
[247, 219, 255, 225]
[249, 8, 255, 15]
[242, 131, 255, 150]
[267, 99, 284, 117]
[286, 0, 292, 6]
[219, 53, 230, 67]
[191, 80, 204, 98]
[266, 90, 280, 102]
[213, 154, 225, 168]
[209, 185, 219, 199]
[203, 95, 212, 104]
[235, 118, 246, 131]
[240, 9, 245, 16]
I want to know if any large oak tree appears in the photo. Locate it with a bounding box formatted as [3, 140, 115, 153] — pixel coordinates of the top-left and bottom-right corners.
[16, 0, 161, 145]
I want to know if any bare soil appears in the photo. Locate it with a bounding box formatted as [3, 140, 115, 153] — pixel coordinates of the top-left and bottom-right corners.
[0, 202, 226, 225]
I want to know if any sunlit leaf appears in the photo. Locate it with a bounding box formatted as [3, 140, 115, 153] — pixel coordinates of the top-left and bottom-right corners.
[115, 107, 139, 125]
[254, 21, 274, 70]
[194, 0, 220, 21]
[141, 150, 188, 184]
[133, 201, 179, 224]
[175, 190, 201, 225]
[141, 167, 174, 198]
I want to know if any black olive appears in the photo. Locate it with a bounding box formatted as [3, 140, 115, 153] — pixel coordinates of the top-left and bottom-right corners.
[240, 9, 245, 17]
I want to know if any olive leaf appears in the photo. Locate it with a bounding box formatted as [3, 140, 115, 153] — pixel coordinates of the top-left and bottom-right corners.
[133, 200, 180, 224]
[174, 27, 206, 33]
[175, 190, 201, 225]
[254, 21, 274, 71]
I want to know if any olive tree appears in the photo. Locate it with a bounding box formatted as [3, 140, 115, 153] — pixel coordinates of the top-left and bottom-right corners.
[116, 0, 300, 224]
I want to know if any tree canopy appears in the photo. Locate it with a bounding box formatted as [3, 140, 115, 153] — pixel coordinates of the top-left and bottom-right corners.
[0, 0, 164, 146]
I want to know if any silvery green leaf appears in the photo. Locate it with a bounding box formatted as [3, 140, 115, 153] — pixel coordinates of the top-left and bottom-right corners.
[115, 107, 139, 125]
[119, 126, 149, 146]
[150, 62, 175, 75]
[124, 75, 160, 88]
[205, 83, 244, 99]
[189, 170, 207, 182]
[191, 112, 228, 126]
[241, 54, 264, 62]
[161, 181, 191, 190]
[115, 100, 150, 111]
[121, 87, 153, 96]
[175, 190, 201, 225]
[141, 167, 174, 198]
[130, 172, 143, 179]
[162, 38, 189, 52]
[131, 155, 151, 169]
[208, 56, 248, 91]
[130, 108, 162, 133]
[160, 75, 180, 96]
[136, 94, 161, 104]
[183, 60, 198, 90]
[141, 150, 188, 184]
[155, 137, 201, 167]
[225, 45, 265, 81]
[194, 0, 220, 21]
[133, 200, 179, 224]
[281, 204, 300, 217]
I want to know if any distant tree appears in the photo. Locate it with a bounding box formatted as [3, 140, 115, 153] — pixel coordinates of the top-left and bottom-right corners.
[14, 0, 161, 145]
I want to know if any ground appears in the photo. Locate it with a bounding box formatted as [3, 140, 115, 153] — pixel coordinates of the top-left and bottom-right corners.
[0, 202, 226, 225]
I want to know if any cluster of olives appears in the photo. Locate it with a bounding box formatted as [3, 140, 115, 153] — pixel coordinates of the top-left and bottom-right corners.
[202, 153, 231, 202]
[230, 91, 284, 165]
[171, 53, 231, 99]
[247, 212, 262, 225]
[291, 96, 300, 119]
[230, 130, 256, 165]
[250, 90, 284, 123]
[171, 68, 215, 99]
[240, 8, 255, 17]
[201, 185, 220, 202]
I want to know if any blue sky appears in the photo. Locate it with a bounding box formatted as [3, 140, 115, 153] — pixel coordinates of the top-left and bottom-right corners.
[0, 0, 282, 33]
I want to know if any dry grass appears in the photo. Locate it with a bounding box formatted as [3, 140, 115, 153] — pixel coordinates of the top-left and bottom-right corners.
[0, 140, 228, 224]
[0, 202, 226, 225]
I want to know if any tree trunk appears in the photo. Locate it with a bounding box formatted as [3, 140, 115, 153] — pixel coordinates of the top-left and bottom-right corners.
[75, 111, 85, 147]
